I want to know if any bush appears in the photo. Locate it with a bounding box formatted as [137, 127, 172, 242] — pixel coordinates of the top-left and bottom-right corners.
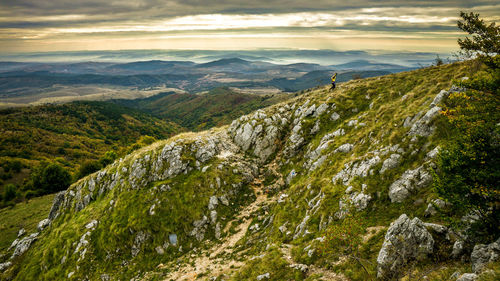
[3, 183, 17, 202]
[99, 150, 117, 167]
[76, 160, 102, 180]
[24, 161, 72, 195]
[40, 163, 72, 193]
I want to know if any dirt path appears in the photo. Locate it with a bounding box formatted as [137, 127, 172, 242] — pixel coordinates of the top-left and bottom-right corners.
[162, 173, 270, 281]
[278, 244, 348, 281]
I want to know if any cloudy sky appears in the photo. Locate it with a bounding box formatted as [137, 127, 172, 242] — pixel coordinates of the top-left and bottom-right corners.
[0, 0, 498, 53]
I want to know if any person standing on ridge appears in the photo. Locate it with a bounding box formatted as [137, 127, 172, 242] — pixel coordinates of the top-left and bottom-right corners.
[330, 73, 337, 90]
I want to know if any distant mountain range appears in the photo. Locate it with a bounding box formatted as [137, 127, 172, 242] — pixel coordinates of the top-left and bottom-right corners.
[0, 55, 427, 106]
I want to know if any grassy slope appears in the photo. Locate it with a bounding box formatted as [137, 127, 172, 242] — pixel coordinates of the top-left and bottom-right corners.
[229, 62, 475, 280]
[112, 87, 294, 131]
[0, 101, 182, 190]
[2, 61, 488, 280]
[0, 194, 55, 252]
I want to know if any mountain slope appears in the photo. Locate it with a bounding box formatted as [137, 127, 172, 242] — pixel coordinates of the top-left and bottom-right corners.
[111, 87, 294, 131]
[2, 61, 497, 281]
[0, 101, 182, 191]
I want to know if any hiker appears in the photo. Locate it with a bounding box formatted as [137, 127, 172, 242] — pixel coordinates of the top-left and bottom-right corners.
[330, 73, 337, 90]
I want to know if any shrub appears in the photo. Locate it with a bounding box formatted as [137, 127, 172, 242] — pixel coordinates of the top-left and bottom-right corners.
[3, 183, 17, 202]
[76, 160, 102, 180]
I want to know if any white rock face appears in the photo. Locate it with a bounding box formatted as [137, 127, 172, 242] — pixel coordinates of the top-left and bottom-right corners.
[470, 238, 500, 272]
[377, 214, 434, 279]
[389, 166, 432, 203]
[228, 109, 285, 162]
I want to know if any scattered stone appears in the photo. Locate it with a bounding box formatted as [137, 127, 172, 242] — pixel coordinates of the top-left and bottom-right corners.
[0, 261, 12, 272]
[155, 246, 164, 255]
[331, 112, 340, 121]
[286, 169, 297, 185]
[256, 272, 270, 280]
[290, 263, 308, 272]
[169, 234, 178, 246]
[17, 228, 26, 237]
[85, 220, 98, 230]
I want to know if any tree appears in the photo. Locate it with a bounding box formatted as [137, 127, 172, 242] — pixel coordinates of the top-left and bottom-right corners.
[40, 163, 72, 193]
[457, 11, 499, 67]
[433, 12, 500, 242]
[76, 160, 102, 180]
[24, 161, 72, 194]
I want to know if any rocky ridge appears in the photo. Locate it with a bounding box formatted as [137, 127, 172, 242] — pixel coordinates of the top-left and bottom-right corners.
[1, 62, 497, 280]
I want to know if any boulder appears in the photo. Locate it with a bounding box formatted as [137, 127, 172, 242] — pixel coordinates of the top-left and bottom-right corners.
[389, 166, 432, 203]
[380, 153, 402, 174]
[377, 214, 434, 279]
[471, 238, 500, 272]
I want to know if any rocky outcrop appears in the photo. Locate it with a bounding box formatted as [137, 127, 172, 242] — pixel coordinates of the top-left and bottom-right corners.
[388, 166, 432, 203]
[377, 214, 434, 279]
[228, 109, 288, 162]
[380, 153, 402, 174]
[471, 238, 500, 272]
[332, 155, 381, 185]
[408, 106, 441, 137]
[11, 232, 39, 258]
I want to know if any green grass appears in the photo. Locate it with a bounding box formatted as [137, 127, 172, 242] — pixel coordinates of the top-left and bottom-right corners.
[0, 193, 55, 252]
[112, 87, 294, 131]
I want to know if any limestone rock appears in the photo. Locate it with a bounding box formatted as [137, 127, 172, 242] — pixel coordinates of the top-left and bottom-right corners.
[333, 156, 381, 185]
[408, 106, 441, 137]
[335, 143, 354, 153]
[430, 90, 449, 107]
[471, 238, 500, 272]
[257, 272, 270, 280]
[456, 273, 478, 281]
[380, 153, 402, 174]
[377, 214, 434, 279]
[0, 261, 12, 272]
[12, 232, 39, 258]
[48, 191, 66, 220]
[389, 166, 432, 203]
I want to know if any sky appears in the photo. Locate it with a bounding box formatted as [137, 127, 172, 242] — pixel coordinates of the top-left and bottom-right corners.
[0, 0, 498, 53]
